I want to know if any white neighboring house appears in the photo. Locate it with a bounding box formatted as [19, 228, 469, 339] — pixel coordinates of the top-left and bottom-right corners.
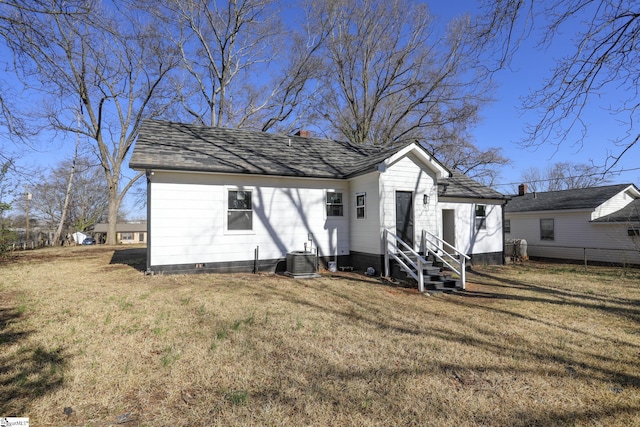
[129, 120, 508, 276]
[505, 183, 640, 265]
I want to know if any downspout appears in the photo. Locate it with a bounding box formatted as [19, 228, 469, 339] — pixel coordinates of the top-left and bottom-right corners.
[145, 169, 152, 274]
[501, 196, 511, 265]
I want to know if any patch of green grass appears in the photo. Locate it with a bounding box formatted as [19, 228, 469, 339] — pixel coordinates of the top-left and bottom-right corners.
[216, 329, 227, 340]
[227, 390, 248, 406]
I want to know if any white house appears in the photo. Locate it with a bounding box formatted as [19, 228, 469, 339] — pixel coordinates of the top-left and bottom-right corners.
[130, 120, 508, 277]
[93, 222, 148, 244]
[505, 183, 640, 265]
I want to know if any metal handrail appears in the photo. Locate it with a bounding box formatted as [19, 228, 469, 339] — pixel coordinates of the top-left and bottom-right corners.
[384, 229, 427, 292]
[421, 230, 469, 289]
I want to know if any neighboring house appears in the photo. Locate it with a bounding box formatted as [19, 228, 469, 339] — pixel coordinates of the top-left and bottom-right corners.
[129, 120, 508, 275]
[505, 183, 640, 265]
[93, 222, 147, 244]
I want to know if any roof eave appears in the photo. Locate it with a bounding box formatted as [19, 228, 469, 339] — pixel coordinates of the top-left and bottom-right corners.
[439, 194, 510, 203]
[132, 164, 350, 180]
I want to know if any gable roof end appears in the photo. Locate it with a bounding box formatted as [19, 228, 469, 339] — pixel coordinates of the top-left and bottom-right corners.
[376, 142, 450, 179]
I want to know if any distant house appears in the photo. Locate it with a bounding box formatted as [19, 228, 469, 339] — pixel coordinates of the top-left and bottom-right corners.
[505, 183, 640, 265]
[129, 120, 508, 279]
[93, 222, 147, 245]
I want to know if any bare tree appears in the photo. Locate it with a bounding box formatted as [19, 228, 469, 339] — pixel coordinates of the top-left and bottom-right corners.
[518, 167, 543, 193]
[31, 156, 109, 237]
[308, 0, 507, 178]
[476, 0, 640, 172]
[151, 0, 325, 132]
[516, 161, 611, 192]
[1, 0, 178, 244]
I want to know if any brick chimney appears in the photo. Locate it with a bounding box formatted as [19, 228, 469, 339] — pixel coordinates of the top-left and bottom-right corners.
[518, 183, 528, 196]
[295, 130, 311, 138]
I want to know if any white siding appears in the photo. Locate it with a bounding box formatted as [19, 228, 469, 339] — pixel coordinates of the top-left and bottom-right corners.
[379, 154, 438, 252]
[438, 200, 504, 255]
[507, 210, 640, 264]
[593, 187, 635, 220]
[149, 171, 349, 266]
[349, 172, 382, 253]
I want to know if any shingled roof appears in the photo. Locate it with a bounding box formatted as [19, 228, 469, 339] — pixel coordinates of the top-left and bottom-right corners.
[505, 184, 635, 213]
[130, 120, 404, 179]
[438, 170, 507, 200]
[130, 120, 505, 201]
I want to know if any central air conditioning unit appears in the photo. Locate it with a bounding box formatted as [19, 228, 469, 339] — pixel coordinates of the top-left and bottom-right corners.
[286, 251, 317, 276]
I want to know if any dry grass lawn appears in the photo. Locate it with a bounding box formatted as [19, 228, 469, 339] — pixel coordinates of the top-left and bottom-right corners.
[1, 245, 639, 426]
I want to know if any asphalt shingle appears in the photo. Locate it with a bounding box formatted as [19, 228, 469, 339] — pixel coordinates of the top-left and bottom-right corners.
[130, 120, 505, 200]
[505, 184, 634, 213]
[130, 120, 399, 179]
[438, 170, 506, 200]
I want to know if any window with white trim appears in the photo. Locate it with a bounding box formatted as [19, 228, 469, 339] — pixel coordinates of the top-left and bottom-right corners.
[326, 191, 343, 217]
[504, 219, 511, 234]
[228, 190, 253, 230]
[475, 204, 487, 230]
[356, 193, 366, 219]
[540, 218, 554, 241]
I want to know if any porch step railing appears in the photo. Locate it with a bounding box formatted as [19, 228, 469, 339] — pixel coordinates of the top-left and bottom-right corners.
[383, 229, 430, 292]
[420, 230, 470, 290]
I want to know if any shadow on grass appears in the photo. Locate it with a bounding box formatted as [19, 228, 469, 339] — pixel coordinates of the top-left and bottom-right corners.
[258, 275, 640, 404]
[462, 268, 640, 324]
[0, 303, 67, 415]
[110, 247, 147, 272]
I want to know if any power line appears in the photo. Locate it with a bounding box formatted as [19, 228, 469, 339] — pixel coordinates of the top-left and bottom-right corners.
[491, 166, 640, 189]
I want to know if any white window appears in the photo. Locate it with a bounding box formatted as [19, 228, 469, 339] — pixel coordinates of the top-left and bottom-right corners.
[475, 205, 487, 230]
[356, 193, 366, 219]
[540, 218, 554, 241]
[326, 191, 343, 217]
[228, 190, 253, 230]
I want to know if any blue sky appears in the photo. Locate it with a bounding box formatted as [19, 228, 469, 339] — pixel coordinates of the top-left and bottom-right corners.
[2, 0, 639, 218]
[431, 0, 640, 192]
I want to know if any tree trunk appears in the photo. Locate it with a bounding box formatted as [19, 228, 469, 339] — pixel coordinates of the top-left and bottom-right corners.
[106, 186, 120, 245]
[54, 138, 78, 244]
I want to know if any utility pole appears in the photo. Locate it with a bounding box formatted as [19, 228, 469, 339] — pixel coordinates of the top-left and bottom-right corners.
[25, 188, 32, 246]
